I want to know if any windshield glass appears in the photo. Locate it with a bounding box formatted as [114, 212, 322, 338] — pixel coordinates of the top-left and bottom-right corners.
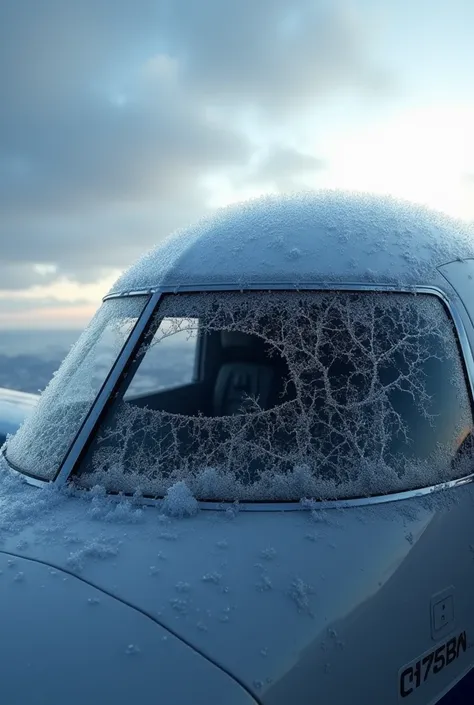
[76, 291, 473, 502]
[6, 296, 147, 480]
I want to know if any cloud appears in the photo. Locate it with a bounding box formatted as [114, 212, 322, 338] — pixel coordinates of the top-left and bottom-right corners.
[0, 263, 58, 291]
[237, 147, 326, 191]
[0, 0, 390, 292]
[0, 297, 90, 314]
[0, 65, 248, 215]
[0, 295, 95, 331]
[161, 0, 389, 109]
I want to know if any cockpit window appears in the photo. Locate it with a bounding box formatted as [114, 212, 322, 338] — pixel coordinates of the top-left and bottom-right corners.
[6, 296, 147, 480]
[76, 291, 473, 501]
[124, 318, 199, 400]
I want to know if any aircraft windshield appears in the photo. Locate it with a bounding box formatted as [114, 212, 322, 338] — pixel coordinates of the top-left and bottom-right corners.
[6, 296, 147, 480]
[75, 291, 474, 502]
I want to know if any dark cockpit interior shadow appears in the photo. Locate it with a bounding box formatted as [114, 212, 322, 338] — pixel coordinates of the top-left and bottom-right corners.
[127, 328, 295, 417]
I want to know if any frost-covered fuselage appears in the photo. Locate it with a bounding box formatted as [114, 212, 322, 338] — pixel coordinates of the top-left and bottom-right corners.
[2, 192, 474, 704]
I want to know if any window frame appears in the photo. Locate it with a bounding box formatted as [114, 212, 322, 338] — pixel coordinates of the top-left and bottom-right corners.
[73, 284, 474, 507]
[5, 283, 474, 509]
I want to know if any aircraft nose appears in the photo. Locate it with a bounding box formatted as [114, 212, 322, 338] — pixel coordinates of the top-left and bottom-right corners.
[0, 551, 258, 705]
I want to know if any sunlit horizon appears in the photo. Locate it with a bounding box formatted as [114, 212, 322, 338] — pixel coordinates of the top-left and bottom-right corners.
[1, 1, 473, 329]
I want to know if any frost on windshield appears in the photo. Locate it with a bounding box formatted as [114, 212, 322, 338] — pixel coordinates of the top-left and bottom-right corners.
[6, 297, 147, 480]
[77, 292, 473, 501]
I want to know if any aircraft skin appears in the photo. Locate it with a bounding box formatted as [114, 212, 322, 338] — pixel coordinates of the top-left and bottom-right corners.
[1, 192, 474, 704]
[0, 474, 473, 704]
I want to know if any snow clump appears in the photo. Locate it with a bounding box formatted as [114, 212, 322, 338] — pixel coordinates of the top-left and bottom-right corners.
[161, 481, 199, 518]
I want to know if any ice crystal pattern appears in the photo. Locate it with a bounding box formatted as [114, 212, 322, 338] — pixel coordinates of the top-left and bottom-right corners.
[6, 297, 146, 479]
[80, 291, 472, 501]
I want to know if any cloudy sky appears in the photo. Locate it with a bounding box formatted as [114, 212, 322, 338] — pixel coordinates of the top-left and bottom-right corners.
[1, 0, 473, 328]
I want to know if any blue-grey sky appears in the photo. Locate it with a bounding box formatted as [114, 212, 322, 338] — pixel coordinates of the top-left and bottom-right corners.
[1, 0, 473, 327]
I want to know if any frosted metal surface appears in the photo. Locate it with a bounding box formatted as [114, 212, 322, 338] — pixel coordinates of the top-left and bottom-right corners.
[109, 192, 474, 295]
